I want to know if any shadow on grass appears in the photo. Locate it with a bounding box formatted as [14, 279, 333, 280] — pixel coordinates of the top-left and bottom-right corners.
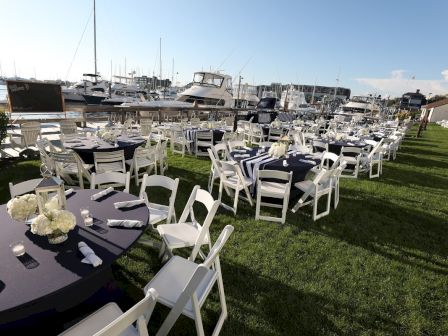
[394, 152, 448, 170]
[220, 260, 403, 335]
[308, 189, 448, 276]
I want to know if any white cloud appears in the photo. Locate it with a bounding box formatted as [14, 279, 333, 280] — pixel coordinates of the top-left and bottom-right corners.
[355, 70, 448, 98]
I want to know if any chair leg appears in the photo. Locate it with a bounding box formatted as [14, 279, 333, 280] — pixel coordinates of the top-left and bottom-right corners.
[233, 189, 239, 215]
[255, 191, 261, 220]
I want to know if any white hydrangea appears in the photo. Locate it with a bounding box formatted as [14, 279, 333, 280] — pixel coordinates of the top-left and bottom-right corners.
[268, 142, 287, 158]
[270, 118, 282, 128]
[335, 133, 347, 141]
[7, 194, 38, 221]
[293, 119, 304, 126]
[45, 196, 60, 211]
[31, 209, 76, 236]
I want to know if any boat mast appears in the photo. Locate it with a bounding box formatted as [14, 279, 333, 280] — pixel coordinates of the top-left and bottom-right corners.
[159, 37, 162, 89]
[93, 0, 97, 82]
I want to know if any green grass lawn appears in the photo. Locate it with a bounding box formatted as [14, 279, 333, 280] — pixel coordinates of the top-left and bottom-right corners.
[2, 124, 448, 335]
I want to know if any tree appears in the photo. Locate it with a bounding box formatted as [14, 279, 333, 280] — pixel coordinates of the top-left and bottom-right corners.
[427, 95, 447, 104]
[0, 112, 8, 145]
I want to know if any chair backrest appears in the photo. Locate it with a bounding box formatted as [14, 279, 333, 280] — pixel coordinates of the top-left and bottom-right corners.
[314, 169, 333, 192]
[312, 140, 328, 153]
[227, 140, 246, 152]
[91, 171, 130, 193]
[59, 120, 77, 135]
[139, 174, 179, 223]
[225, 116, 234, 127]
[93, 288, 158, 336]
[320, 151, 340, 170]
[340, 146, 362, 156]
[36, 138, 57, 153]
[257, 169, 292, 183]
[331, 160, 347, 181]
[196, 130, 213, 141]
[51, 150, 89, 188]
[140, 119, 152, 136]
[21, 122, 41, 147]
[179, 185, 221, 261]
[212, 143, 228, 160]
[219, 160, 245, 185]
[94, 150, 126, 173]
[190, 117, 201, 125]
[9, 178, 42, 198]
[202, 225, 235, 269]
[368, 139, 384, 159]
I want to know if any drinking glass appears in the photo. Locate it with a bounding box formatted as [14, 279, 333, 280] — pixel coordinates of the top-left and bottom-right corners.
[10, 241, 26, 257]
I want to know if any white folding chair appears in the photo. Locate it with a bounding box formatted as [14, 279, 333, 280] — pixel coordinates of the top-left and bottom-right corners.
[126, 147, 158, 186]
[51, 151, 92, 188]
[139, 118, 153, 138]
[9, 178, 42, 198]
[139, 174, 179, 226]
[58, 288, 158, 336]
[291, 169, 333, 221]
[227, 140, 249, 152]
[340, 146, 362, 179]
[195, 130, 213, 157]
[331, 161, 347, 209]
[9, 121, 41, 151]
[59, 120, 78, 135]
[91, 171, 130, 193]
[218, 161, 254, 215]
[155, 140, 169, 175]
[310, 151, 340, 175]
[250, 123, 265, 145]
[94, 150, 126, 174]
[36, 138, 57, 171]
[207, 148, 236, 194]
[143, 225, 234, 336]
[255, 170, 292, 224]
[267, 127, 284, 142]
[157, 185, 220, 261]
[312, 140, 328, 153]
[171, 127, 192, 157]
[360, 139, 384, 178]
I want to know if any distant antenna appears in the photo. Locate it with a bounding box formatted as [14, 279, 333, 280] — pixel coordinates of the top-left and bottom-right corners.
[159, 37, 162, 81]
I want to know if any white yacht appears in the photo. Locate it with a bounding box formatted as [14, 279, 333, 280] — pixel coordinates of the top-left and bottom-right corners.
[62, 74, 109, 103]
[233, 83, 259, 108]
[280, 87, 318, 114]
[101, 83, 148, 105]
[340, 95, 381, 114]
[176, 71, 234, 107]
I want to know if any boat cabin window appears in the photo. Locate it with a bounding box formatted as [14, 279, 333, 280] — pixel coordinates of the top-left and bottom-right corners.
[193, 72, 224, 88]
[226, 78, 232, 93]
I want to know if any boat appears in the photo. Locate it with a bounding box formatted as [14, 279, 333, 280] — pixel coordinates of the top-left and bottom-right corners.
[233, 83, 259, 108]
[101, 83, 148, 106]
[175, 71, 234, 107]
[339, 95, 381, 114]
[123, 71, 234, 108]
[280, 86, 318, 115]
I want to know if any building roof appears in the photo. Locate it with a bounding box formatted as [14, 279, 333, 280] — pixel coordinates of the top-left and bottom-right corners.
[423, 98, 448, 109]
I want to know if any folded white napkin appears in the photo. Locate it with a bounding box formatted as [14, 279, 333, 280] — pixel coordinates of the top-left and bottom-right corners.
[347, 142, 355, 146]
[78, 241, 102, 267]
[300, 159, 317, 165]
[233, 149, 247, 153]
[107, 219, 144, 228]
[65, 188, 75, 196]
[234, 154, 250, 158]
[114, 199, 146, 209]
[91, 187, 114, 201]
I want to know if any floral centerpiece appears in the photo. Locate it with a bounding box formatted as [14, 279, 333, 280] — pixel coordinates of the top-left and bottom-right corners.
[97, 128, 118, 143]
[357, 128, 369, 136]
[268, 142, 287, 158]
[335, 133, 347, 141]
[7, 194, 38, 221]
[271, 118, 282, 128]
[31, 208, 76, 244]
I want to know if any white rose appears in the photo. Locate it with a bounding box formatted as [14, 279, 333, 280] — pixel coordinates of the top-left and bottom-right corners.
[51, 209, 76, 233]
[7, 194, 38, 221]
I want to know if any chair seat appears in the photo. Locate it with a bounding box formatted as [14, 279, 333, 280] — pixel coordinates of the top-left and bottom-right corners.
[224, 175, 252, 188]
[294, 180, 314, 192]
[341, 156, 358, 164]
[157, 222, 209, 248]
[143, 256, 217, 320]
[126, 157, 156, 167]
[62, 163, 93, 174]
[259, 181, 289, 196]
[148, 202, 169, 225]
[58, 302, 137, 336]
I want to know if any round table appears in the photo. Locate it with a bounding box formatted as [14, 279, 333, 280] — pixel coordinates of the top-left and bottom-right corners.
[0, 189, 149, 324]
[318, 139, 367, 155]
[63, 135, 146, 164]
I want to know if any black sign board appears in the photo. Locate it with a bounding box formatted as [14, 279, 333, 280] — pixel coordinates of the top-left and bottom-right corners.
[6, 80, 64, 112]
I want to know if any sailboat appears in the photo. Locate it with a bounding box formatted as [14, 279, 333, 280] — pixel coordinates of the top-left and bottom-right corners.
[62, 0, 109, 103]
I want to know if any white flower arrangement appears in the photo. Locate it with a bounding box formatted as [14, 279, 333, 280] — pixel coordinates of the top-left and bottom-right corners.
[268, 142, 287, 158]
[45, 196, 60, 211]
[335, 133, 347, 141]
[357, 128, 369, 136]
[31, 209, 76, 236]
[97, 129, 118, 143]
[293, 119, 304, 126]
[7, 194, 38, 221]
[326, 131, 336, 139]
[271, 118, 282, 128]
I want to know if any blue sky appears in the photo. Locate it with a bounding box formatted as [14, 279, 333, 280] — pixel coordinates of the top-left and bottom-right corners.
[0, 0, 447, 97]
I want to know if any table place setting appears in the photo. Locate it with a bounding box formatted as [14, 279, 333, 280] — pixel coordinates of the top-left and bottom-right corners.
[106, 219, 144, 228]
[114, 199, 146, 209]
[78, 241, 102, 267]
[90, 187, 114, 201]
